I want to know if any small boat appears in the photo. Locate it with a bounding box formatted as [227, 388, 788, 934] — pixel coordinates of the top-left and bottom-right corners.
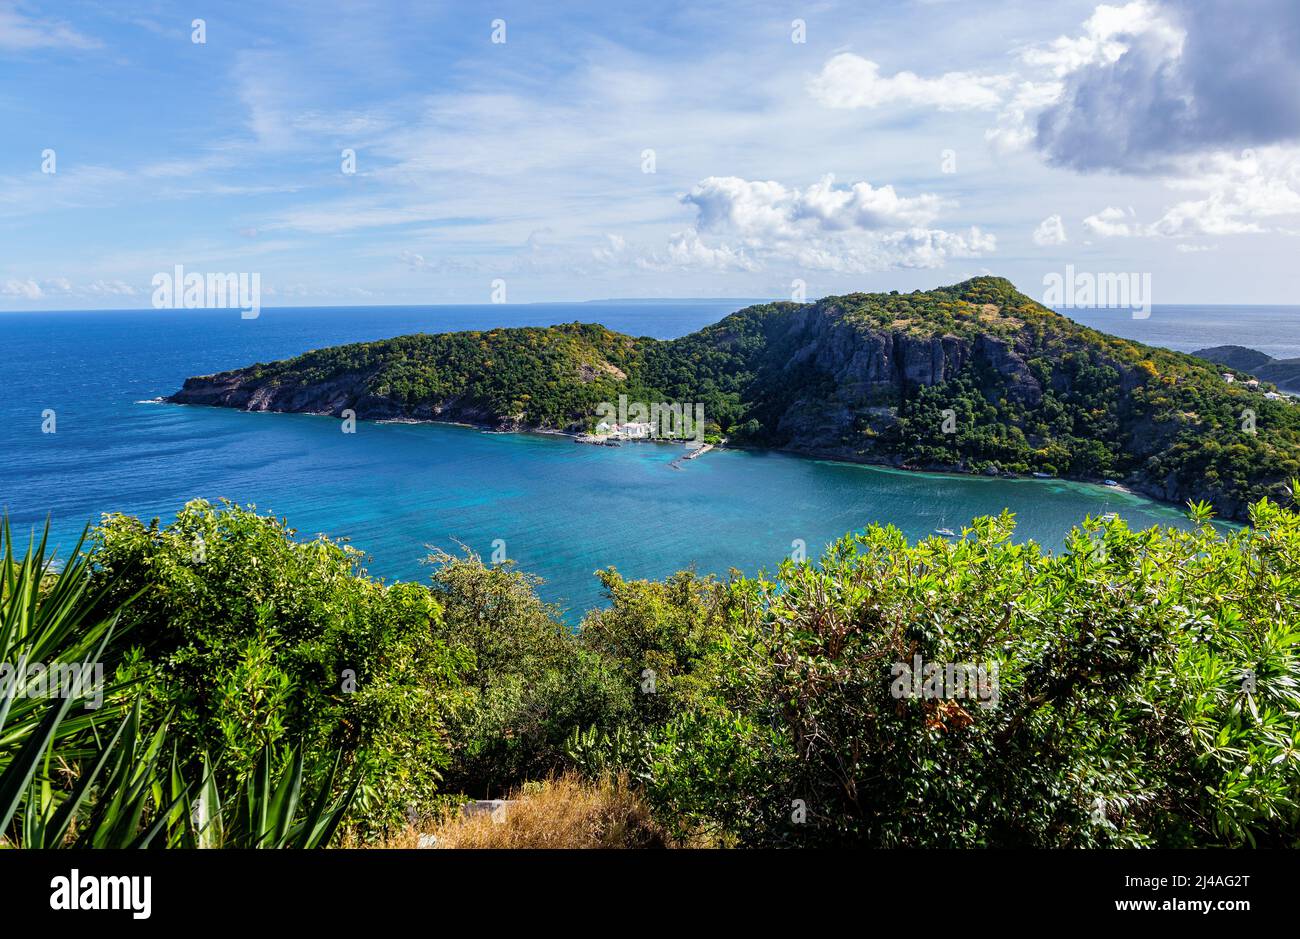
[934, 527, 956, 537]
[1032, 472, 1053, 478]
[1100, 512, 1119, 522]
[1103, 479, 1119, 487]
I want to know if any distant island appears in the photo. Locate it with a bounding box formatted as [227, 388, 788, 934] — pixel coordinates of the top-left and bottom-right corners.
[1191, 345, 1300, 395]
[169, 276, 1300, 521]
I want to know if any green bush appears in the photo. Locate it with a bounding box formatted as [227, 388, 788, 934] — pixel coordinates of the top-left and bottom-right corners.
[86, 500, 462, 831]
[8, 488, 1297, 847]
[584, 497, 1300, 847]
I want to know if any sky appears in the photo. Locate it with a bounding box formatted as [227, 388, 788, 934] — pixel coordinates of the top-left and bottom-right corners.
[2, 0, 1298, 309]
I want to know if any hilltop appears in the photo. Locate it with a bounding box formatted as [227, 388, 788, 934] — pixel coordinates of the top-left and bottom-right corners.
[169, 277, 1300, 520]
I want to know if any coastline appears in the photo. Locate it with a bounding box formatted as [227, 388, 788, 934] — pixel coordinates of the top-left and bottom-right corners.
[156, 398, 1209, 520]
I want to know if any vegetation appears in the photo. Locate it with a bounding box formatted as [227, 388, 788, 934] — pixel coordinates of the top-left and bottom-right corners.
[172, 277, 1300, 520]
[4, 488, 1297, 848]
[409, 773, 667, 849]
[0, 519, 357, 848]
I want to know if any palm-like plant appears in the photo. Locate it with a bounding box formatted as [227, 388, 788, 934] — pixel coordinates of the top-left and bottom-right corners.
[0, 519, 359, 848]
[0, 519, 140, 760]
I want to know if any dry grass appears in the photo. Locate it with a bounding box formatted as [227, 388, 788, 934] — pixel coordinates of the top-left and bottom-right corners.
[378, 773, 668, 849]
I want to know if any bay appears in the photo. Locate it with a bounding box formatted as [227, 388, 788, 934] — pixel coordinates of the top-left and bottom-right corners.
[3, 300, 1289, 617]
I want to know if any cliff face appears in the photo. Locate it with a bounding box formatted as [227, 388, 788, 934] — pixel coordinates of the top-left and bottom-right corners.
[168, 277, 1300, 521]
[695, 299, 1047, 460]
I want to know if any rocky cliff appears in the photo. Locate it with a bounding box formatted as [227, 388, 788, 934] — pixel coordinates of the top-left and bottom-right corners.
[169, 277, 1300, 520]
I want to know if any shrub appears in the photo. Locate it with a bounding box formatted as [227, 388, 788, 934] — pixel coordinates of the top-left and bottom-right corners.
[86, 500, 463, 832]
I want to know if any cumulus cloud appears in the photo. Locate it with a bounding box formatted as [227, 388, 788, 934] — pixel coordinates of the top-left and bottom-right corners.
[592, 233, 628, 264]
[647, 175, 994, 273]
[639, 229, 759, 273]
[1019, 1, 1178, 77]
[1079, 149, 1300, 239]
[2, 278, 43, 298]
[1082, 206, 1140, 237]
[1032, 214, 1068, 246]
[1034, 0, 1300, 173]
[1147, 148, 1300, 236]
[809, 53, 1010, 111]
[984, 80, 1062, 154]
[684, 175, 946, 237]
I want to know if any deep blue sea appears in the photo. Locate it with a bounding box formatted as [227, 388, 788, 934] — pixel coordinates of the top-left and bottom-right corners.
[2, 301, 1293, 618]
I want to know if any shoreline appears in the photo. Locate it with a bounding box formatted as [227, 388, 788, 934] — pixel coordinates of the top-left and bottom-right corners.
[155, 399, 1214, 518]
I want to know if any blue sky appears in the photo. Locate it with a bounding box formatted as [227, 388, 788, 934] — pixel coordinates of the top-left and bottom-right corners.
[2, 0, 1298, 308]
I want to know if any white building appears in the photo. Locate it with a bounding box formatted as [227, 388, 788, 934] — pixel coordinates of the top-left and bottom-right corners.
[618, 421, 656, 439]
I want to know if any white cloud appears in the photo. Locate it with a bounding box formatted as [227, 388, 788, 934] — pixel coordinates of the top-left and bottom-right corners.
[1032, 214, 1068, 246]
[84, 279, 137, 296]
[1148, 148, 1300, 236]
[640, 229, 759, 272]
[809, 53, 1010, 111]
[0, 277, 139, 300]
[1082, 206, 1140, 237]
[648, 174, 994, 273]
[1080, 148, 1300, 239]
[1019, 2, 1180, 77]
[984, 80, 1062, 153]
[0, 7, 100, 51]
[2, 279, 43, 298]
[592, 234, 628, 264]
[684, 174, 946, 237]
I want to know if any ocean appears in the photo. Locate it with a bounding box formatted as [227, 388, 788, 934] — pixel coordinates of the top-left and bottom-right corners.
[2, 301, 1293, 618]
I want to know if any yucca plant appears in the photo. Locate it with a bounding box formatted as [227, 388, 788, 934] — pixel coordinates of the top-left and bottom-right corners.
[5, 699, 360, 848]
[0, 519, 141, 761]
[0, 518, 360, 848]
[195, 747, 360, 848]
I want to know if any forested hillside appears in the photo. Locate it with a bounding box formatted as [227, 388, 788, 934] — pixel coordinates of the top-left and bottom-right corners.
[169, 277, 1300, 519]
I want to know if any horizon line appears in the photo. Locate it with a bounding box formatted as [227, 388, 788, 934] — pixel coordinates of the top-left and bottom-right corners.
[6, 298, 1300, 315]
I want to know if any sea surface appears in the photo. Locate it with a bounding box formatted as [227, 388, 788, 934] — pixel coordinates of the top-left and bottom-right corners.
[2, 301, 1293, 618]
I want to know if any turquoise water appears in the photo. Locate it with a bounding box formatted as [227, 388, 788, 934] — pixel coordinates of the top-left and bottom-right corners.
[3, 301, 1284, 618]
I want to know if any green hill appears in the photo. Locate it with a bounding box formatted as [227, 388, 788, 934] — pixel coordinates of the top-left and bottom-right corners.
[170, 276, 1300, 520]
[1193, 344, 1300, 395]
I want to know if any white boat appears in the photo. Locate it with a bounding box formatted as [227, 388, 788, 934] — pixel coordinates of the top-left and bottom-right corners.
[934, 527, 956, 537]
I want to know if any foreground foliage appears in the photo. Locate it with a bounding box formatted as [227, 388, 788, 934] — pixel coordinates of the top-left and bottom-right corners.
[0, 519, 357, 848]
[3, 490, 1297, 847]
